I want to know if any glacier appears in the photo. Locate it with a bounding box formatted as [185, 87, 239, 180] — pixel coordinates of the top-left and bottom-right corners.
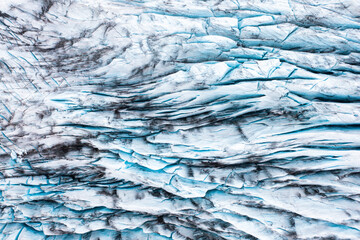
[0, 0, 360, 239]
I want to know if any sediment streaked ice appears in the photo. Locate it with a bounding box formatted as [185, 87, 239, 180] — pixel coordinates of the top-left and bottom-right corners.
[0, 0, 360, 239]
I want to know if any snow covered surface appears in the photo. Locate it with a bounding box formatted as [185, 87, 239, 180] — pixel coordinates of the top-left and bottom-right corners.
[0, 0, 360, 239]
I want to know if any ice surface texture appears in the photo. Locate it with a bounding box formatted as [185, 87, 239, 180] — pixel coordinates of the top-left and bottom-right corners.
[0, 0, 360, 239]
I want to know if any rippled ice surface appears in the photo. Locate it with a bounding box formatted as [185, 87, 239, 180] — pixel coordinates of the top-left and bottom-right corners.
[0, 0, 360, 239]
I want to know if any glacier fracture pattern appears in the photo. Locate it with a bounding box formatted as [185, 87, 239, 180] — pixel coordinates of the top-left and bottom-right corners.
[0, 0, 360, 239]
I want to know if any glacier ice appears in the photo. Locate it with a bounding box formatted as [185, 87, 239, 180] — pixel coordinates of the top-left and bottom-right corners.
[0, 0, 360, 239]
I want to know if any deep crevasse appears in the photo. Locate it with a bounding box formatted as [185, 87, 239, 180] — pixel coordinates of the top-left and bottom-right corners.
[0, 0, 360, 239]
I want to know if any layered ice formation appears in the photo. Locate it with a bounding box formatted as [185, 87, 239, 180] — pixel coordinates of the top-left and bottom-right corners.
[0, 0, 360, 239]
